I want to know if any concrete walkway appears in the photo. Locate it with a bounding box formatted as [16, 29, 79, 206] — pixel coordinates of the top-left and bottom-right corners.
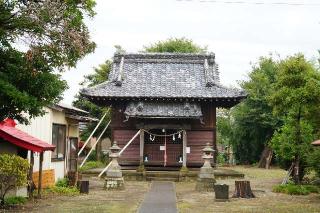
[138, 181, 178, 213]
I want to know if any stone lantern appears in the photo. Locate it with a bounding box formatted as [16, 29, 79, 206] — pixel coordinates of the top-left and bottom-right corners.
[195, 143, 216, 192]
[105, 141, 124, 190]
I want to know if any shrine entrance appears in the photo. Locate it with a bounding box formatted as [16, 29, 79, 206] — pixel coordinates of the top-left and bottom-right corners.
[143, 129, 183, 167]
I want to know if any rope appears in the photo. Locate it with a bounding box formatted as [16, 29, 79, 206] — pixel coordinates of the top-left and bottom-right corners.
[142, 129, 184, 137]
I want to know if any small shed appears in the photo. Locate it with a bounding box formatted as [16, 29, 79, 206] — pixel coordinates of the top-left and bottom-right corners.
[0, 118, 55, 197]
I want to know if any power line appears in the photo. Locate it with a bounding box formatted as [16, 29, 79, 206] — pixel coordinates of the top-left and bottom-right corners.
[177, 0, 320, 6]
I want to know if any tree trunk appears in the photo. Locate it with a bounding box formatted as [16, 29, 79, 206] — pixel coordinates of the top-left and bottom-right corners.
[232, 181, 255, 198]
[292, 107, 302, 184]
[258, 146, 273, 169]
[293, 155, 301, 184]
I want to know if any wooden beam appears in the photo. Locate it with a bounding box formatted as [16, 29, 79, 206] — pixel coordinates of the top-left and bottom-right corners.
[140, 129, 144, 165]
[38, 152, 44, 198]
[28, 151, 34, 198]
[182, 130, 187, 167]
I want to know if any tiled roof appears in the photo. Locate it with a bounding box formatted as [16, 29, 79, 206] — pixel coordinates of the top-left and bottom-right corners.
[124, 101, 202, 119]
[81, 53, 246, 102]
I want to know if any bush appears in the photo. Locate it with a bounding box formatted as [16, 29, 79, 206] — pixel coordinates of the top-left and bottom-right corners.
[87, 150, 97, 162]
[217, 153, 226, 165]
[307, 149, 320, 177]
[273, 184, 319, 195]
[79, 161, 105, 172]
[0, 154, 29, 206]
[4, 196, 27, 206]
[55, 178, 68, 187]
[46, 186, 79, 196]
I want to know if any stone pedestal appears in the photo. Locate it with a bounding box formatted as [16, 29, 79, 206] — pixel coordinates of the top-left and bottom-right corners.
[136, 164, 146, 181]
[196, 143, 216, 192]
[179, 166, 189, 181]
[104, 141, 124, 190]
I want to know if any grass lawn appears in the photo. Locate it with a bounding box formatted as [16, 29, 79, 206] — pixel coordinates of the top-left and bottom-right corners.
[4, 166, 320, 212]
[176, 166, 320, 213]
[5, 178, 149, 213]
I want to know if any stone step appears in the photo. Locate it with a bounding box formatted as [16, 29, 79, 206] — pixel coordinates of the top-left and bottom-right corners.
[145, 171, 180, 178]
[146, 177, 179, 182]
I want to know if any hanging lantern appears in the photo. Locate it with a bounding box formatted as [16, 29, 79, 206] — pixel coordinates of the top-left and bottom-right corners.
[178, 132, 181, 139]
[173, 134, 175, 141]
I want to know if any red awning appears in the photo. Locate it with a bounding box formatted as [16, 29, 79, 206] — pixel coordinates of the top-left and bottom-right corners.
[0, 118, 55, 153]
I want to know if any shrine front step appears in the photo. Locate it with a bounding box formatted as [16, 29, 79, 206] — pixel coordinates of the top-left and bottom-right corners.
[146, 177, 179, 182]
[146, 171, 180, 182]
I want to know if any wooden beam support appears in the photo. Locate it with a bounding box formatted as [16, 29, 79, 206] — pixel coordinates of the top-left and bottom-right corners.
[140, 129, 144, 165]
[28, 151, 34, 198]
[38, 152, 44, 198]
[182, 130, 187, 167]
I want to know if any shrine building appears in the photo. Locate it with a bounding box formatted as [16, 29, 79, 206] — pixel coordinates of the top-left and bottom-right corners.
[81, 53, 245, 168]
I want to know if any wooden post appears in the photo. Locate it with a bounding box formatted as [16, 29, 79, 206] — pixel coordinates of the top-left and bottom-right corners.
[139, 129, 144, 165]
[182, 130, 187, 167]
[28, 151, 34, 198]
[38, 152, 44, 198]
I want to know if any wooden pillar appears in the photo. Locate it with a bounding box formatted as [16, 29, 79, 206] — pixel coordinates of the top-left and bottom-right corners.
[139, 129, 144, 165]
[182, 130, 187, 167]
[38, 152, 44, 198]
[28, 151, 34, 198]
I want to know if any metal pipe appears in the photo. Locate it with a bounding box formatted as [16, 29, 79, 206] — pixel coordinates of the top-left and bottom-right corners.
[119, 130, 141, 155]
[98, 130, 141, 177]
[78, 111, 108, 156]
[80, 120, 111, 168]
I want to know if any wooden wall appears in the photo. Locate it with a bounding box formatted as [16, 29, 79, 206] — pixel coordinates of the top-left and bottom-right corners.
[186, 130, 214, 167]
[111, 102, 217, 167]
[113, 130, 140, 165]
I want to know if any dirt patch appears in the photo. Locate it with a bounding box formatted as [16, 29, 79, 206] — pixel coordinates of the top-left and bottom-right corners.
[176, 166, 320, 213]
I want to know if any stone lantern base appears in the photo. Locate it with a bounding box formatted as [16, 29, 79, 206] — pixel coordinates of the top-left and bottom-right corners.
[196, 178, 216, 192]
[195, 143, 216, 192]
[104, 177, 124, 190]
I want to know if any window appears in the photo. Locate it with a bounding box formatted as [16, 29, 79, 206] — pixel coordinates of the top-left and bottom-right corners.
[52, 124, 66, 161]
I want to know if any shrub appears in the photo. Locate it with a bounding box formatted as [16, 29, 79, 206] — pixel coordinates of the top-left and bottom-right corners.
[55, 178, 68, 187]
[87, 150, 97, 161]
[46, 186, 79, 196]
[0, 154, 29, 206]
[217, 153, 226, 165]
[79, 161, 105, 172]
[273, 184, 319, 195]
[307, 149, 320, 177]
[4, 196, 27, 206]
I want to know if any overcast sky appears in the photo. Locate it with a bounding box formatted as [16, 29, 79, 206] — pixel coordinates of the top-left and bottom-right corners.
[61, 0, 320, 104]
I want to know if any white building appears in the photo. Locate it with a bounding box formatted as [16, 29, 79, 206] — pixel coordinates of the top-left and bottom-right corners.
[16, 103, 95, 184]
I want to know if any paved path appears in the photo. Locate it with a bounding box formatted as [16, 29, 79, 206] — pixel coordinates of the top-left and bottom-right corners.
[138, 181, 178, 213]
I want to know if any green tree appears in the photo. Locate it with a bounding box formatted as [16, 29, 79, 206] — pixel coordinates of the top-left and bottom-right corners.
[229, 57, 280, 164]
[73, 60, 112, 161]
[143, 37, 207, 53]
[269, 54, 320, 183]
[0, 0, 96, 124]
[0, 154, 29, 206]
[74, 60, 112, 140]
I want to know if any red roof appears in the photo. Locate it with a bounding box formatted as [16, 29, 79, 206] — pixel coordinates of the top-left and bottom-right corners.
[0, 119, 55, 153]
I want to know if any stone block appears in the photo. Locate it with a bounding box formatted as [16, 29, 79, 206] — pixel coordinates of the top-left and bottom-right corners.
[195, 178, 216, 192]
[104, 177, 124, 190]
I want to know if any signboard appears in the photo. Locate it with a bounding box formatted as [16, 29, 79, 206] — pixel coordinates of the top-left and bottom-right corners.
[186, 147, 190, 153]
[160, 146, 165, 151]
